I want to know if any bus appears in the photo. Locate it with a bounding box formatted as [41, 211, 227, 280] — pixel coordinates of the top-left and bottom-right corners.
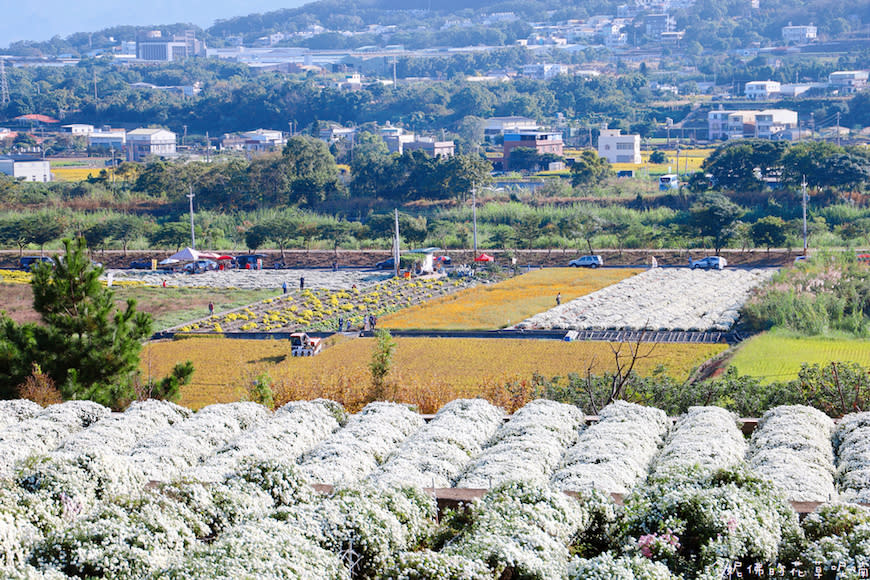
[659, 174, 679, 191]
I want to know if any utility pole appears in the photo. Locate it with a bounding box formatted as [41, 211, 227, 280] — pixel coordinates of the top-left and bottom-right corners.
[836, 112, 841, 147]
[93, 69, 97, 100]
[472, 182, 478, 256]
[802, 176, 808, 256]
[187, 186, 196, 249]
[393, 208, 401, 278]
[0, 58, 9, 106]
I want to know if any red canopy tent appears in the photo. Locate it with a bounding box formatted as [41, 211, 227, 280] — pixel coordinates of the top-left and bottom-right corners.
[474, 253, 495, 262]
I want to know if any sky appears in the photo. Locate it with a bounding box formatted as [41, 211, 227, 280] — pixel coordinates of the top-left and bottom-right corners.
[0, 0, 308, 47]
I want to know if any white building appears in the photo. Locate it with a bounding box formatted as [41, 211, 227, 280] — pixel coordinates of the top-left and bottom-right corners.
[484, 116, 539, 138]
[781, 23, 817, 44]
[88, 130, 126, 151]
[744, 80, 781, 100]
[403, 138, 455, 158]
[61, 124, 94, 135]
[828, 70, 869, 94]
[0, 156, 51, 182]
[126, 128, 177, 162]
[521, 63, 569, 80]
[755, 109, 799, 139]
[597, 129, 641, 164]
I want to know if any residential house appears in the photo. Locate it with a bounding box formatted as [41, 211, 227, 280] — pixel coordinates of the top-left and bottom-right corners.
[521, 64, 569, 80]
[126, 128, 177, 162]
[745, 81, 781, 100]
[503, 131, 563, 169]
[781, 23, 817, 44]
[708, 109, 798, 140]
[87, 129, 126, 151]
[828, 70, 869, 94]
[755, 110, 799, 139]
[597, 129, 641, 164]
[403, 138, 455, 158]
[61, 124, 94, 135]
[0, 156, 51, 182]
[484, 116, 539, 138]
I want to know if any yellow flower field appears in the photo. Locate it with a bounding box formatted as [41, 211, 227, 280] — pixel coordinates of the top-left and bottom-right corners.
[379, 268, 642, 330]
[141, 336, 725, 412]
[0, 270, 32, 284]
[51, 167, 110, 181]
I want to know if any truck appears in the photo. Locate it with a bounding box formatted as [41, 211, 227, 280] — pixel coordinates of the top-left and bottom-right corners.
[289, 332, 323, 356]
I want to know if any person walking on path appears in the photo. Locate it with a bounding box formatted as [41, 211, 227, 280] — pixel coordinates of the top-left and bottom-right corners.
[162, 279, 167, 288]
[208, 301, 214, 316]
[337, 316, 344, 332]
[299, 276, 305, 290]
[556, 292, 561, 306]
[282, 281, 288, 294]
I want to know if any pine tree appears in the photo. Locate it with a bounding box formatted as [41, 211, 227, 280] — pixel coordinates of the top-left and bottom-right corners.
[0, 237, 176, 409]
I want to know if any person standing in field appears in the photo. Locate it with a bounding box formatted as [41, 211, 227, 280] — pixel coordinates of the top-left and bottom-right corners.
[299, 276, 305, 290]
[282, 281, 288, 294]
[556, 292, 561, 306]
[208, 301, 214, 316]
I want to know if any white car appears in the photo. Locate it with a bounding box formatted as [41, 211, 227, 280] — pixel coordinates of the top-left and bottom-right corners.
[568, 255, 603, 268]
[690, 256, 727, 270]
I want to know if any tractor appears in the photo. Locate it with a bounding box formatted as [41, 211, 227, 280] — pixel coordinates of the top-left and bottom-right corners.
[289, 332, 323, 356]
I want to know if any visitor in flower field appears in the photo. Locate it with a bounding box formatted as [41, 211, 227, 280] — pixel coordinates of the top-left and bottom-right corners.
[282, 281, 288, 294]
[300, 276, 305, 290]
[337, 316, 343, 332]
[208, 301, 214, 316]
[556, 292, 561, 306]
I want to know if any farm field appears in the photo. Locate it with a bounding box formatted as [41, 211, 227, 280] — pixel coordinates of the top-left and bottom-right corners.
[728, 331, 870, 382]
[380, 267, 642, 330]
[0, 280, 280, 330]
[141, 336, 727, 411]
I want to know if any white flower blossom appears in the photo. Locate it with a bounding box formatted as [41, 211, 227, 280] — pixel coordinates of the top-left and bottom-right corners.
[569, 552, 678, 579]
[456, 399, 582, 488]
[128, 402, 270, 482]
[188, 399, 343, 482]
[834, 412, 870, 503]
[372, 398, 505, 488]
[0, 401, 110, 477]
[748, 405, 836, 502]
[652, 406, 746, 478]
[58, 399, 191, 456]
[552, 401, 669, 494]
[0, 400, 44, 431]
[516, 268, 775, 332]
[298, 402, 424, 485]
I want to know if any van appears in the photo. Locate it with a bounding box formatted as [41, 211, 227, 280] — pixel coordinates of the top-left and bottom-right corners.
[19, 256, 55, 271]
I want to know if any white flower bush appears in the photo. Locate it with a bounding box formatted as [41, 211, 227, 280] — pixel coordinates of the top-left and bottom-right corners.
[569, 552, 678, 579]
[298, 402, 424, 485]
[188, 399, 344, 482]
[58, 399, 191, 456]
[0, 399, 43, 431]
[652, 406, 746, 478]
[833, 412, 870, 503]
[621, 465, 803, 579]
[456, 399, 582, 488]
[442, 480, 599, 579]
[800, 503, 870, 578]
[128, 402, 269, 482]
[552, 401, 669, 494]
[516, 268, 775, 332]
[381, 551, 492, 580]
[159, 518, 348, 580]
[0, 401, 110, 477]
[372, 398, 504, 489]
[748, 405, 837, 502]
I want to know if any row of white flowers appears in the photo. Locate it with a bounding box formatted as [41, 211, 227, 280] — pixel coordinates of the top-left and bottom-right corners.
[298, 402, 424, 485]
[833, 412, 870, 503]
[747, 405, 837, 502]
[0, 399, 43, 431]
[128, 402, 270, 482]
[651, 406, 746, 478]
[187, 399, 345, 482]
[516, 268, 775, 332]
[443, 480, 600, 579]
[58, 399, 191, 456]
[455, 399, 583, 488]
[0, 401, 109, 478]
[551, 401, 670, 494]
[371, 398, 505, 489]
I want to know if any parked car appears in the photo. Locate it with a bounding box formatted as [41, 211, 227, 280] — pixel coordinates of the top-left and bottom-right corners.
[235, 254, 266, 270]
[183, 259, 218, 273]
[129, 259, 153, 269]
[568, 255, 603, 268]
[375, 257, 396, 270]
[19, 256, 55, 271]
[690, 256, 727, 270]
